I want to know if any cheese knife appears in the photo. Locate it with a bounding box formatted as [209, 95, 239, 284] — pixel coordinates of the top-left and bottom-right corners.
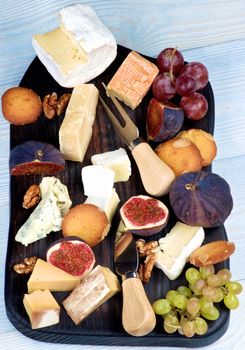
[99, 84, 175, 197]
[114, 226, 156, 336]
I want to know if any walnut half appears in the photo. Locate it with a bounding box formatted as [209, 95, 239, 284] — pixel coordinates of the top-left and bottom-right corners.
[22, 184, 41, 209]
[136, 239, 158, 283]
[13, 256, 37, 274]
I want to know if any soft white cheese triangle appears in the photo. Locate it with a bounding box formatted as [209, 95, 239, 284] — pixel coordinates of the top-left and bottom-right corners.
[154, 222, 205, 280]
[32, 4, 117, 87]
[91, 148, 131, 182]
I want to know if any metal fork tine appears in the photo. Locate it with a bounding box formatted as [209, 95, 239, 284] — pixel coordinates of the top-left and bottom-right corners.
[99, 96, 123, 131]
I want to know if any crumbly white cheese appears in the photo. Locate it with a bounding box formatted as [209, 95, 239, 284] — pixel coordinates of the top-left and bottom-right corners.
[32, 4, 117, 87]
[81, 165, 115, 198]
[154, 222, 205, 280]
[15, 177, 72, 246]
[91, 148, 131, 182]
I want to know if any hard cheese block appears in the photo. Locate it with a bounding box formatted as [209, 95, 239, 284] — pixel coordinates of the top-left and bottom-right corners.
[91, 148, 131, 182]
[59, 84, 99, 162]
[154, 222, 205, 280]
[23, 289, 60, 329]
[82, 165, 115, 197]
[63, 265, 121, 325]
[32, 4, 117, 87]
[27, 259, 80, 293]
[107, 51, 159, 109]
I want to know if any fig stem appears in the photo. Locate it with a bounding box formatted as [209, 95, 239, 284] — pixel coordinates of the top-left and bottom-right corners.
[35, 149, 44, 160]
[185, 183, 196, 191]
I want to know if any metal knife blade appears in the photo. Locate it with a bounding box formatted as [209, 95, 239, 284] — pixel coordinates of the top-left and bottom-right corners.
[114, 229, 138, 278]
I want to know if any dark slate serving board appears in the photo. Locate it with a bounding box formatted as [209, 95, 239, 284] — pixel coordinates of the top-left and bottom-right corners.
[5, 45, 229, 347]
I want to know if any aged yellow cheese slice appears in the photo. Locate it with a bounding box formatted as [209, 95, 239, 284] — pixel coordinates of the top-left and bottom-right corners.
[59, 84, 99, 162]
[23, 289, 60, 329]
[27, 258, 80, 293]
[63, 265, 120, 325]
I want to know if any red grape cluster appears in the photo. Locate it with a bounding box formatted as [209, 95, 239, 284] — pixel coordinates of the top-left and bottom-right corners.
[153, 48, 209, 120]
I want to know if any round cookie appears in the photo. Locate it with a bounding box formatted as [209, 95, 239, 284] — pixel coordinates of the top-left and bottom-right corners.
[62, 204, 110, 247]
[1, 87, 42, 125]
[155, 137, 203, 176]
[177, 129, 217, 167]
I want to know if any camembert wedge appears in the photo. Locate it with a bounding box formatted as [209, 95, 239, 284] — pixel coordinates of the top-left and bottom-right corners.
[23, 289, 60, 329]
[63, 265, 120, 325]
[154, 222, 205, 280]
[107, 51, 159, 109]
[27, 259, 80, 293]
[59, 84, 99, 162]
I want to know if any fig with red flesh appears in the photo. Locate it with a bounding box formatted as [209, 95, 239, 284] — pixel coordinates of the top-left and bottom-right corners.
[10, 140, 65, 175]
[120, 195, 169, 236]
[46, 237, 95, 278]
[147, 98, 184, 142]
[169, 171, 233, 227]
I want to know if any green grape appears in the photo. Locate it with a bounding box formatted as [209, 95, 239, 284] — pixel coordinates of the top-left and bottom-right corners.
[177, 285, 192, 298]
[166, 290, 179, 306]
[152, 299, 171, 315]
[202, 285, 217, 301]
[199, 265, 215, 279]
[207, 274, 221, 287]
[182, 320, 196, 337]
[212, 287, 224, 303]
[201, 306, 220, 321]
[225, 281, 243, 295]
[185, 268, 201, 284]
[194, 317, 208, 335]
[224, 293, 239, 310]
[200, 297, 213, 314]
[164, 314, 180, 334]
[217, 269, 231, 285]
[190, 279, 206, 295]
[186, 297, 200, 317]
[173, 294, 188, 310]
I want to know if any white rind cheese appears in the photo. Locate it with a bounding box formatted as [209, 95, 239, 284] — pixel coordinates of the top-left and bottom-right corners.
[82, 165, 115, 198]
[32, 4, 117, 87]
[91, 148, 131, 182]
[85, 188, 120, 223]
[154, 222, 205, 280]
[15, 177, 72, 246]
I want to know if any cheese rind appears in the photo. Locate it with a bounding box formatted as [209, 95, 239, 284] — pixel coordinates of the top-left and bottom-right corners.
[27, 259, 80, 293]
[32, 4, 117, 87]
[23, 289, 60, 329]
[154, 222, 205, 280]
[63, 265, 120, 325]
[82, 165, 115, 197]
[59, 84, 98, 162]
[107, 51, 159, 109]
[85, 188, 120, 223]
[91, 148, 131, 182]
[15, 177, 72, 246]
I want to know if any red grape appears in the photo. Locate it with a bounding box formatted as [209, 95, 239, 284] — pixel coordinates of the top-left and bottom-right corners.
[181, 62, 208, 90]
[152, 73, 176, 101]
[180, 92, 208, 120]
[156, 48, 184, 76]
[176, 73, 196, 97]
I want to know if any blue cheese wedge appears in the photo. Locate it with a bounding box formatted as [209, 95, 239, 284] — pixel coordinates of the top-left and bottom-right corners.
[154, 222, 205, 280]
[32, 4, 117, 87]
[91, 148, 131, 182]
[15, 177, 72, 246]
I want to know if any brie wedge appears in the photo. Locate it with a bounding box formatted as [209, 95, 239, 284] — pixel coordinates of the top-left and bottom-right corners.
[154, 222, 205, 280]
[82, 165, 115, 198]
[32, 4, 117, 87]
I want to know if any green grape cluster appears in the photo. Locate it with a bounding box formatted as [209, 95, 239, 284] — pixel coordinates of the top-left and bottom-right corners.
[152, 265, 243, 338]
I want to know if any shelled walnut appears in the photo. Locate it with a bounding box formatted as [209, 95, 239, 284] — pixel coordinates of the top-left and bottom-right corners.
[22, 184, 41, 209]
[43, 92, 71, 119]
[13, 256, 37, 274]
[136, 239, 158, 283]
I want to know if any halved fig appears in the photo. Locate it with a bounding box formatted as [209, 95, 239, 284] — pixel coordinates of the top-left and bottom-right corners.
[147, 98, 184, 142]
[9, 140, 65, 175]
[120, 195, 169, 236]
[46, 237, 95, 278]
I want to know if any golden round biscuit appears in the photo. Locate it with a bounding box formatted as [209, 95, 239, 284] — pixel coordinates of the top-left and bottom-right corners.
[1, 87, 42, 125]
[177, 129, 217, 167]
[155, 137, 203, 176]
[62, 204, 110, 247]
